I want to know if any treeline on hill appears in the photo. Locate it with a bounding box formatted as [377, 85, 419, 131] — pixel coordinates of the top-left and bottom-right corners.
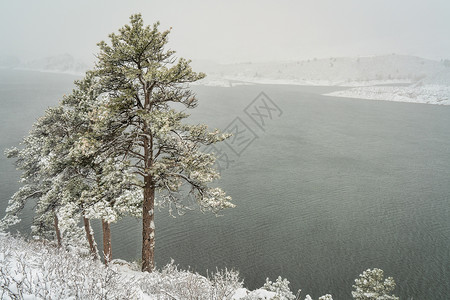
[1, 14, 234, 271]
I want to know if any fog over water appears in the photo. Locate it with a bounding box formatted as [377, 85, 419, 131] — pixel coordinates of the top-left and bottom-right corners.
[1, 0, 450, 64]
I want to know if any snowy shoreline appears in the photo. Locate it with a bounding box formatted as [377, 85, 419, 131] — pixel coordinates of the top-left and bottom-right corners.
[195, 75, 414, 88]
[324, 84, 450, 105]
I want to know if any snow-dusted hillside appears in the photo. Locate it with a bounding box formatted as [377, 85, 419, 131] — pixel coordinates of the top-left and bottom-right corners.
[194, 55, 449, 87]
[194, 55, 450, 105]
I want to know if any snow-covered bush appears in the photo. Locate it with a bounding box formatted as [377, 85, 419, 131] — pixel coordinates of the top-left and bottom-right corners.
[258, 275, 335, 300]
[352, 268, 398, 300]
[138, 260, 243, 299]
[301, 293, 333, 300]
[262, 276, 297, 299]
[138, 261, 211, 299]
[0, 233, 139, 299]
[210, 267, 244, 299]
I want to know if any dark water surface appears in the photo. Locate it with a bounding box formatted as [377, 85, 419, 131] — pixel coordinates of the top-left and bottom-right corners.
[1, 70, 449, 299]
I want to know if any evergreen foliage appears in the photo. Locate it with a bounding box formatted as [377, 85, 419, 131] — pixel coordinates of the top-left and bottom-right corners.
[352, 268, 398, 300]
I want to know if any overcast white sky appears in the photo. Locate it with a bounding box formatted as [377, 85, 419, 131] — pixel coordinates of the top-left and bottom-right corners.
[1, 0, 449, 64]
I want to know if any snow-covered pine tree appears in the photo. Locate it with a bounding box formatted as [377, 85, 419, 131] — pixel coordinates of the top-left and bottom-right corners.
[94, 14, 234, 271]
[2, 105, 83, 246]
[2, 72, 142, 262]
[2, 120, 56, 239]
[58, 72, 142, 262]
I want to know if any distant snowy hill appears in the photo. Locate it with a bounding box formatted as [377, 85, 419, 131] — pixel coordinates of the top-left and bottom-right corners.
[193, 55, 450, 105]
[0, 54, 89, 75]
[194, 55, 450, 87]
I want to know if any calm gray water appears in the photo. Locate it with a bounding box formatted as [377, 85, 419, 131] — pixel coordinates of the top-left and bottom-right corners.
[1, 70, 449, 299]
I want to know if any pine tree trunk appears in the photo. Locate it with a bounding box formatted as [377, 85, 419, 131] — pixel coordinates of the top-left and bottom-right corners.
[53, 209, 62, 248]
[142, 176, 155, 272]
[102, 219, 112, 264]
[83, 216, 98, 258]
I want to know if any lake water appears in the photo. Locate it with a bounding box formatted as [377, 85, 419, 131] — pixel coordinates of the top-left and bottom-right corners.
[1, 69, 449, 299]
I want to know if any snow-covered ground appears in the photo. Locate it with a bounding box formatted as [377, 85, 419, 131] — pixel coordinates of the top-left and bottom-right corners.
[0, 234, 333, 300]
[324, 84, 450, 105]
